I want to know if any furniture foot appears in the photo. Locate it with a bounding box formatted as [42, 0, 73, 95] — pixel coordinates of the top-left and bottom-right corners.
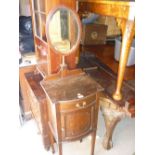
[51, 145, 55, 154]
[100, 97, 126, 150]
[49, 134, 55, 153]
[42, 134, 51, 151]
[44, 145, 50, 151]
[58, 142, 62, 155]
[112, 92, 122, 101]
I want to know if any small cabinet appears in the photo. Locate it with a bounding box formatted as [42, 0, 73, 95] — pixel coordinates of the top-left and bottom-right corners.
[59, 97, 96, 141]
[41, 73, 103, 155]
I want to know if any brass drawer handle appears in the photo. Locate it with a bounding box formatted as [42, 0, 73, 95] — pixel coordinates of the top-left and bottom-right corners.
[75, 103, 80, 108]
[75, 101, 87, 108]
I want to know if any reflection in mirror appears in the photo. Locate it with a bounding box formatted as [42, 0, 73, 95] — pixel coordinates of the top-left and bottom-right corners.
[47, 7, 79, 55]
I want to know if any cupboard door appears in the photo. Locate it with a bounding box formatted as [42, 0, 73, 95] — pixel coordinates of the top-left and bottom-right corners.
[60, 102, 96, 141]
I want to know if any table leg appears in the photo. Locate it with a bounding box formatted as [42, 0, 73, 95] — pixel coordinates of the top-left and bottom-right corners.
[102, 111, 122, 149]
[100, 97, 125, 149]
[90, 131, 96, 155]
[58, 142, 62, 155]
[113, 20, 135, 100]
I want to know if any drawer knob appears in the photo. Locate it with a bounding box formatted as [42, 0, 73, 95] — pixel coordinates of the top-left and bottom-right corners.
[83, 101, 86, 106]
[76, 103, 80, 108]
[75, 102, 86, 108]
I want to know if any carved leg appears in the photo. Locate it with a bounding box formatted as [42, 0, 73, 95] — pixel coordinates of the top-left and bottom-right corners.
[113, 20, 135, 101]
[102, 112, 121, 149]
[100, 97, 125, 149]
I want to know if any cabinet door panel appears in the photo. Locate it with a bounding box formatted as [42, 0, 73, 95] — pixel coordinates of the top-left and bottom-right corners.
[61, 105, 95, 141]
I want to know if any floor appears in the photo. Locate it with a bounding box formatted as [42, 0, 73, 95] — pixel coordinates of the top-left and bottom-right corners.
[19, 110, 135, 155]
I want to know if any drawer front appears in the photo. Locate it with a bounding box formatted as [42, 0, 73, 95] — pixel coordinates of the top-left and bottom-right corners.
[60, 100, 97, 141]
[26, 85, 42, 132]
[59, 94, 96, 112]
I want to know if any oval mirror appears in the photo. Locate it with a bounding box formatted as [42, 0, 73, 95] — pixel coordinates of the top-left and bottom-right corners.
[46, 6, 81, 55]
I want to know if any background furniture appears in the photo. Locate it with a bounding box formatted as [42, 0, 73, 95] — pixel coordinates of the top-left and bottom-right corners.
[77, 0, 135, 101]
[78, 52, 135, 150]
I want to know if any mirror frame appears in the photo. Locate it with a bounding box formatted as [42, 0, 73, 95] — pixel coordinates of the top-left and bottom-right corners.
[46, 5, 82, 56]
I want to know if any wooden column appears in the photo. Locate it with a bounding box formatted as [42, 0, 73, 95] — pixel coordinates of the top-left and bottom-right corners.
[113, 19, 135, 100]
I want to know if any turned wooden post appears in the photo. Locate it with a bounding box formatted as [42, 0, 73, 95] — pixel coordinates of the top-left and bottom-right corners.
[113, 19, 135, 100]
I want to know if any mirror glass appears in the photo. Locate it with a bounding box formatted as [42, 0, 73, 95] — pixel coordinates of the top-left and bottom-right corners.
[46, 7, 80, 55]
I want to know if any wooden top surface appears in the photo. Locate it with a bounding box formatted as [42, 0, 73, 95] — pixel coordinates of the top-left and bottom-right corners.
[77, 52, 134, 107]
[41, 73, 103, 103]
[77, 0, 135, 5]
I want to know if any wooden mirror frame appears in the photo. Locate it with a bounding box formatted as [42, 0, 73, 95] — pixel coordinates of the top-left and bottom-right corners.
[46, 5, 82, 56]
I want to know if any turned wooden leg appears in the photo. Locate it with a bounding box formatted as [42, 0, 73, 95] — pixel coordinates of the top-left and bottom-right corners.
[90, 131, 96, 155]
[113, 20, 135, 101]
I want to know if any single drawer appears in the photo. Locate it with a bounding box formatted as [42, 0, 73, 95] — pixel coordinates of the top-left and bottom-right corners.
[58, 94, 96, 112]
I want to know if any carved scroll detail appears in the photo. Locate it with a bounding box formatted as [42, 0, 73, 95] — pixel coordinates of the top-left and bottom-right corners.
[100, 97, 126, 149]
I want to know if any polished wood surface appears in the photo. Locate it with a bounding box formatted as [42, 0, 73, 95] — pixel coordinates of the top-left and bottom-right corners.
[77, 0, 135, 100]
[83, 60, 135, 107]
[81, 43, 135, 81]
